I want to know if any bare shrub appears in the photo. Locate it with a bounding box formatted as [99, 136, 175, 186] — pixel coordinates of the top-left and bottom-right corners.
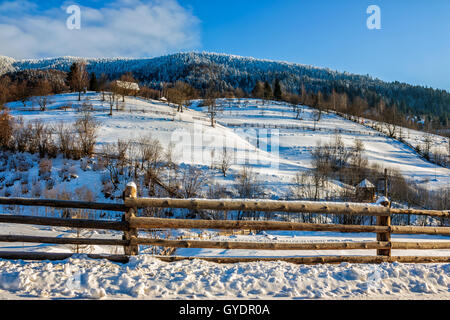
[55, 121, 75, 158]
[4, 187, 12, 197]
[39, 158, 52, 180]
[93, 156, 107, 171]
[5, 177, 14, 188]
[21, 183, 29, 195]
[17, 159, 31, 172]
[116, 139, 130, 174]
[236, 166, 262, 199]
[290, 170, 324, 201]
[75, 111, 100, 156]
[74, 186, 95, 202]
[312, 135, 351, 176]
[21, 173, 29, 185]
[180, 167, 209, 199]
[45, 178, 55, 190]
[12, 118, 32, 153]
[29, 120, 56, 158]
[138, 136, 163, 171]
[102, 181, 115, 199]
[31, 181, 42, 198]
[101, 143, 120, 188]
[207, 184, 230, 219]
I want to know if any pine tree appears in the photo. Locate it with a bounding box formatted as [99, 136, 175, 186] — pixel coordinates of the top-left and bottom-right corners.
[263, 81, 272, 102]
[251, 81, 264, 99]
[274, 79, 282, 100]
[89, 72, 98, 92]
[67, 61, 89, 101]
[66, 63, 77, 88]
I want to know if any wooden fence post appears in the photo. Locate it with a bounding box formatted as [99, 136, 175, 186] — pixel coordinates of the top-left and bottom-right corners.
[123, 182, 139, 256]
[377, 197, 391, 257]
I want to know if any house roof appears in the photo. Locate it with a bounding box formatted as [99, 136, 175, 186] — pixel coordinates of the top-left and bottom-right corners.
[357, 179, 375, 188]
[115, 80, 139, 91]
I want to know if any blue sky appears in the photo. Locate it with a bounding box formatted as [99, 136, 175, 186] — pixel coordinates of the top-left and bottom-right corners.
[1, 0, 450, 91]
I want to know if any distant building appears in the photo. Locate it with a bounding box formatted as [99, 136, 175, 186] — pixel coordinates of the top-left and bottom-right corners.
[355, 179, 376, 202]
[114, 80, 140, 94]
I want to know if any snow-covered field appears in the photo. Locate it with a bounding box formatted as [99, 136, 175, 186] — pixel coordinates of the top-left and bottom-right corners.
[0, 255, 448, 299]
[5, 93, 450, 196]
[1, 93, 449, 300]
[0, 222, 448, 299]
[192, 98, 449, 191]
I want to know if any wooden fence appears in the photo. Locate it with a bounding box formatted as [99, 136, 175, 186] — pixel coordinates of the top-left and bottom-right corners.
[0, 183, 448, 265]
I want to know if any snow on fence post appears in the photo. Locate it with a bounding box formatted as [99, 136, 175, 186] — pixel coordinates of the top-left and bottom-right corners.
[122, 182, 139, 256]
[377, 197, 391, 257]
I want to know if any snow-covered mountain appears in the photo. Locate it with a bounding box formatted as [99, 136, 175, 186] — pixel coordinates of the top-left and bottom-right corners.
[1, 52, 449, 119]
[1, 52, 371, 91]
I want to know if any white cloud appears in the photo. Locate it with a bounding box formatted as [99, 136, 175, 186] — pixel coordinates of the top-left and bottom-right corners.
[0, 0, 201, 59]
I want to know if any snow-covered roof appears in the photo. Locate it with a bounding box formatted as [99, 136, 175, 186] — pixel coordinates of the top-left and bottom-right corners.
[356, 179, 375, 188]
[160, 97, 168, 101]
[115, 80, 139, 91]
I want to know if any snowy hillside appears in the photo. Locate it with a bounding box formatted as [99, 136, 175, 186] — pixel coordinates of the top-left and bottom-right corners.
[5, 93, 449, 195]
[1, 92, 449, 300]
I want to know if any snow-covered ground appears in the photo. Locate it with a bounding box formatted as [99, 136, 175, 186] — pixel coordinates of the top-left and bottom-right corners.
[191, 98, 449, 191]
[5, 93, 449, 197]
[0, 222, 448, 299]
[360, 116, 449, 160]
[1, 93, 449, 300]
[0, 255, 448, 299]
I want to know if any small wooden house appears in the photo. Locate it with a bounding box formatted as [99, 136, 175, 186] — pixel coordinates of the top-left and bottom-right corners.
[355, 179, 376, 202]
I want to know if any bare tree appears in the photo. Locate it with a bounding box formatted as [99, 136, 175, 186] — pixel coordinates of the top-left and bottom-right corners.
[98, 74, 109, 101]
[32, 79, 53, 111]
[101, 143, 120, 188]
[167, 81, 196, 113]
[204, 90, 221, 127]
[120, 73, 139, 101]
[116, 139, 130, 175]
[0, 110, 13, 149]
[423, 133, 432, 160]
[220, 147, 233, 177]
[287, 94, 302, 119]
[107, 90, 117, 116]
[384, 106, 398, 138]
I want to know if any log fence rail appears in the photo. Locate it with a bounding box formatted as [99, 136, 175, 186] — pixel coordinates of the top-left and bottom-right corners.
[0, 183, 448, 264]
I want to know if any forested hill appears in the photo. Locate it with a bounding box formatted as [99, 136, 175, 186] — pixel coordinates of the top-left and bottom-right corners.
[1, 52, 449, 120]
